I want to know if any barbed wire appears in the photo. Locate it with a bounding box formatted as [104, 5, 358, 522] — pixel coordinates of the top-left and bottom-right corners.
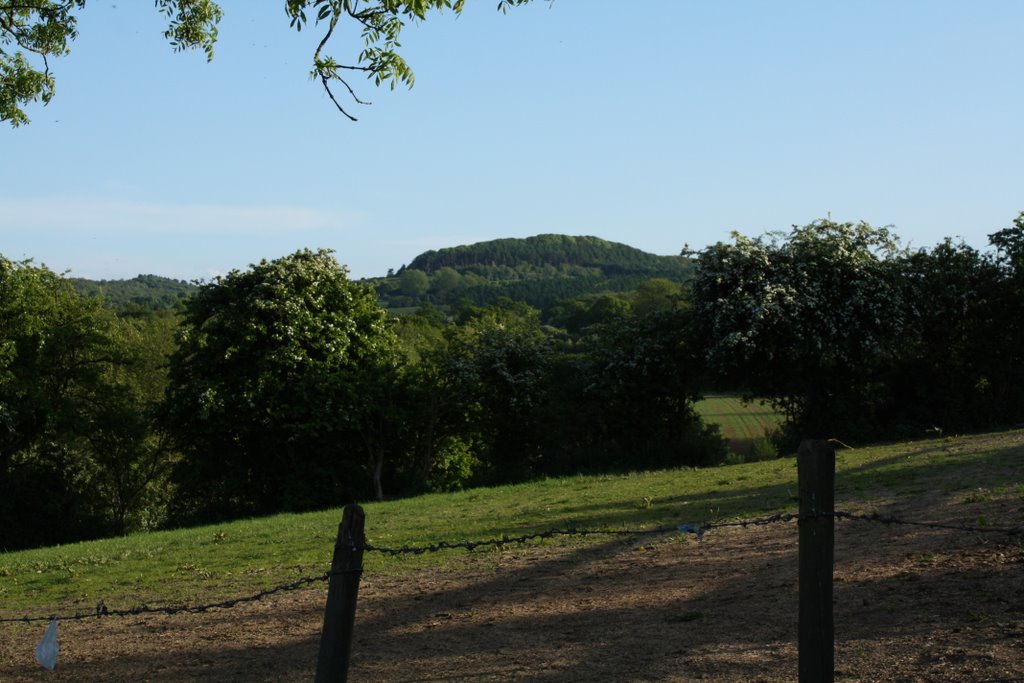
[361, 508, 1024, 557]
[2, 508, 1018, 625]
[0, 571, 332, 624]
[832, 511, 1023, 537]
[360, 512, 799, 555]
[0, 513, 795, 624]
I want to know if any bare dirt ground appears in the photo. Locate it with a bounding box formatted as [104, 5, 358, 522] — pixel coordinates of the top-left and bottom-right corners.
[2, 489, 1022, 681]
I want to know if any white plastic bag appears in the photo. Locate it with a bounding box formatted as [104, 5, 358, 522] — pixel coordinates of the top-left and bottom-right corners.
[35, 617, 59, 671]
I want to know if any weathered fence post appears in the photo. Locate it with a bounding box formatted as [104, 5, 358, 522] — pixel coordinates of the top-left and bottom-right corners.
[798, 439, 835, 683]
[315, 504, 366, 683]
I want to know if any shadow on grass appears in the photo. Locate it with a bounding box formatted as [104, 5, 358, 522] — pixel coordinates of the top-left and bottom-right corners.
[1, 494, 1020, 682]
[471, 436, 1024, 538]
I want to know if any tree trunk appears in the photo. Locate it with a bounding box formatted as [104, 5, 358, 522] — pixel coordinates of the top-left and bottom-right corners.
[417, 391, 439, 486]
[372, 450, 384, 502]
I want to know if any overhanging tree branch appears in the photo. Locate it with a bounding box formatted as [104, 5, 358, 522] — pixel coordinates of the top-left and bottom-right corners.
[2, 0, 544, 127]
[311, 2, 368, 121]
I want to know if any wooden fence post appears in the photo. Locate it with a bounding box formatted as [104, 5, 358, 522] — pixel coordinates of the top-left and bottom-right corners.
[315, 504, 366, 683]
[798, 439, 835, 683]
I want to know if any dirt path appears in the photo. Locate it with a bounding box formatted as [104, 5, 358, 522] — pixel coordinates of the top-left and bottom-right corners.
[2, 498, 1022, 681]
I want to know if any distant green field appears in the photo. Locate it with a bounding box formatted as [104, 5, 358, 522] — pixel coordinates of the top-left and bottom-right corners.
[694, 394, 785, 455]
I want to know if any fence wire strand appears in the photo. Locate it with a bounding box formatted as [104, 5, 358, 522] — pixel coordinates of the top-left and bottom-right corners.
[2, 508, 1019, 624]
[360, 512, 800, 555]
[832, 510, 1023, 537]
[0, 572, 332, 624]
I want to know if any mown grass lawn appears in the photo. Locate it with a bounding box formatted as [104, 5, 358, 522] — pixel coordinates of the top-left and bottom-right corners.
[2, 429, 1022, 618]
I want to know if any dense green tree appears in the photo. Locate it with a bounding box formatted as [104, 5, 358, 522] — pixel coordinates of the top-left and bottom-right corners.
[884, 240, 1004, 432]
[692, 214, 1024, 443]
[692, 220, 906, 442]
[1, 256, 110, 547]
[163, 248, 401, 521]
[394, 305, 446, 364]
[399, 268, 430, 297]
[989, 211, 1024, 276]
[631, 277, 684, 317]
[545, 292, 631, 333]
[431, 299, 725, 482]
[83, 311, 180, 534]
[0, 256, 175, 548]
[391, 352, 480, 493]
[430, 266, 463, 296]
[438, 301, 554, 482]
[2, 0, 539, 125]
[979, 211, 1024, 423]
[540, 309, 725, 473]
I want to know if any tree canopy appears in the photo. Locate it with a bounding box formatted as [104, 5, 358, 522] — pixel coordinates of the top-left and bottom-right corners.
[0, 255, 176, 548]
[1, 0, 539, 126]
[163, 248, 401, 521]
[5, 213, 1024, 549]
[70, 274, 197, 311]
[691, 215, 1024, 444]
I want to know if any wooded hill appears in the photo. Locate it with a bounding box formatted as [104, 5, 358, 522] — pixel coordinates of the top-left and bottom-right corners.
[71, 274, 197, 311]
[372, 234, 693, 309]
[66, 236, 692, 313]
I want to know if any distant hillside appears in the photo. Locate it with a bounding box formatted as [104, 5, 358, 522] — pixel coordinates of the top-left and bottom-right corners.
[373, 234, 693, 310]
[66, 235, 692, 312]
[408, 234, 685, 274]
[71, 274, 197, 311]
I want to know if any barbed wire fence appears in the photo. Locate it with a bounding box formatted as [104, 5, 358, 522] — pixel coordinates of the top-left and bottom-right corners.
[2, 510, 1019, 625]
[2, 440, 1022, 681]
[0, 572, 332, 624]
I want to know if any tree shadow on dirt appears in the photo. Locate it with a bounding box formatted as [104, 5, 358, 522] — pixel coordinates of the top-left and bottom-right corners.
[1, 505, 1019, 682]
[348, 511, 1021, 682]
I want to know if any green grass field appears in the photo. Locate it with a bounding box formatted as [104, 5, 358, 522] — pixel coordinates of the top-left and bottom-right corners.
[2, 430, 1022, 617]
[695, 394, 785, 455]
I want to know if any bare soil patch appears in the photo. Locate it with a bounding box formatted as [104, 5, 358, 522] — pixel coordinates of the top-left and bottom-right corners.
[2, 484, 1022, 681]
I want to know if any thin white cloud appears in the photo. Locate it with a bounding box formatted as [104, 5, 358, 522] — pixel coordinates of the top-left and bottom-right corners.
[0, 197, 350, 234]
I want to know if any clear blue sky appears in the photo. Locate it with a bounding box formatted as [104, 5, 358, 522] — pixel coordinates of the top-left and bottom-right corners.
[2, 1, 1022, 281]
